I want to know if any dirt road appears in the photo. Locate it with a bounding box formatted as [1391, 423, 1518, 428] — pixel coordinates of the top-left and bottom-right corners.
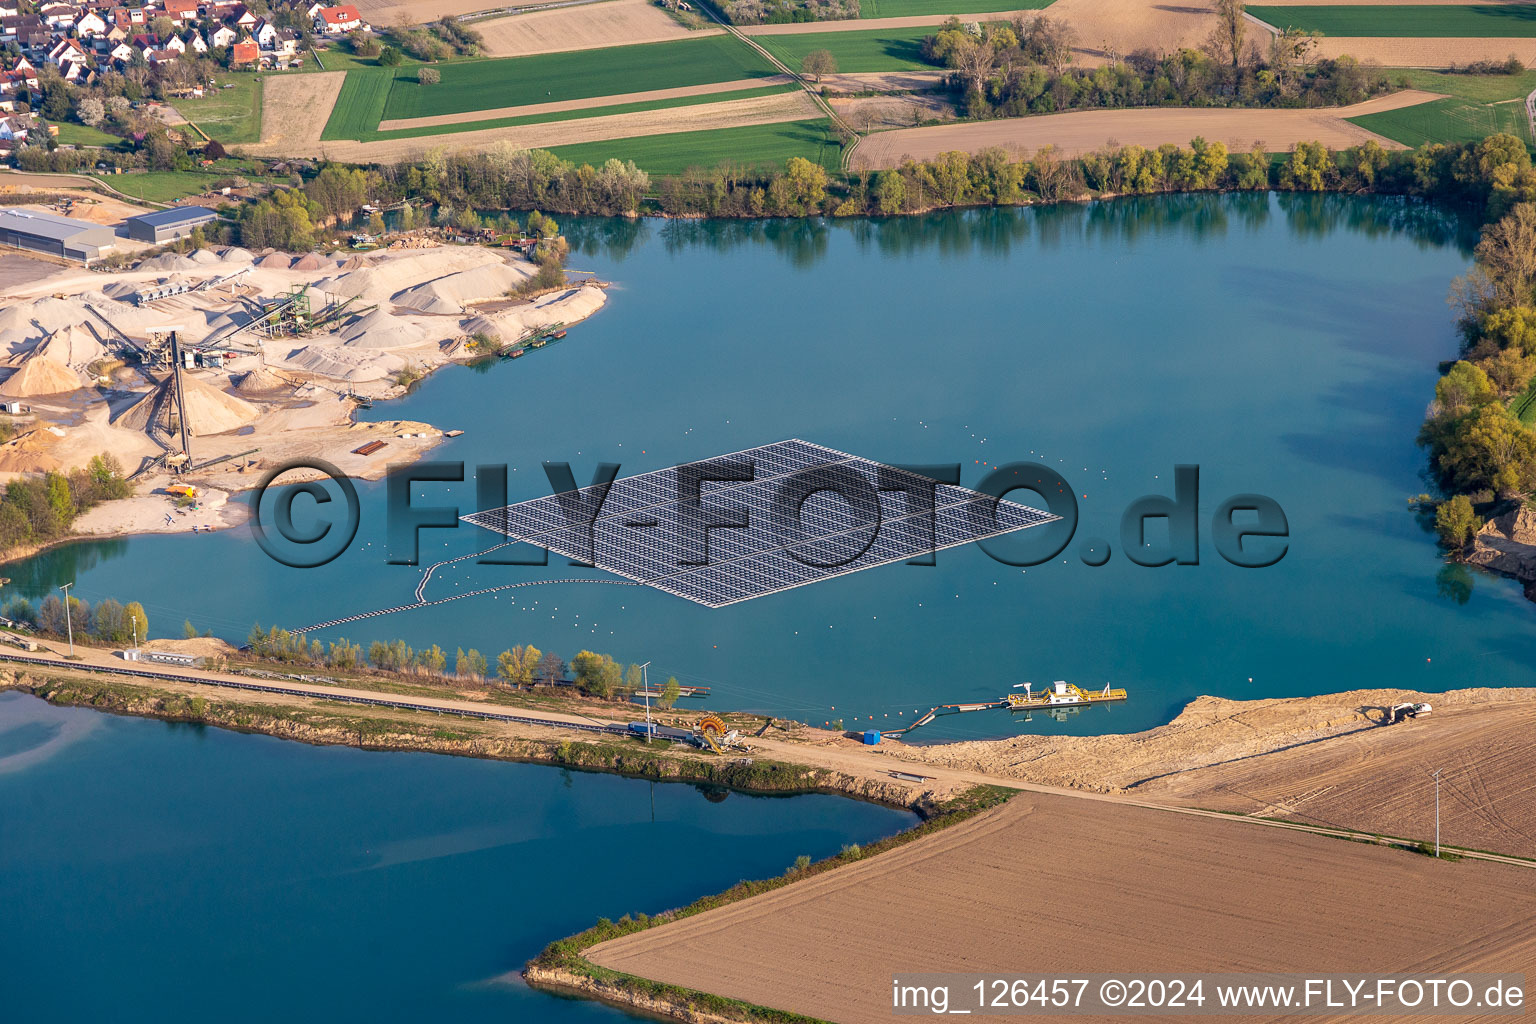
[850, 90, 1439, 169]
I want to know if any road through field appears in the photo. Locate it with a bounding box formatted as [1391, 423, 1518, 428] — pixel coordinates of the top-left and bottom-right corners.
[586, 792, 1536, 1024]
[850, 89, 1441, 168]
[375, 75, 792, 130]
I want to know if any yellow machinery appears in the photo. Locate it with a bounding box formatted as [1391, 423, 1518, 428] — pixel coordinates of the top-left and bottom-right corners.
[167, 484, 198, 498]
[697, 714, 728, 754]
[1006, 681, 1127, 710]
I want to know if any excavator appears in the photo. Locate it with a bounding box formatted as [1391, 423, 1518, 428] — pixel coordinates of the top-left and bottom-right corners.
[1389, 701, 1433, 723]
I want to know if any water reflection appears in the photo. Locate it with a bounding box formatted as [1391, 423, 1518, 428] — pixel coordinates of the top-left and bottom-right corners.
[563, 193, 1476, 266]
[6, 539, 129, 598]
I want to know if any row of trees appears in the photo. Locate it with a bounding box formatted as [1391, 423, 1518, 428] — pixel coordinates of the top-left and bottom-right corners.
[367, 130, 1536, 224]
[922, 15, 1389, 119]
[0, 454, 132, 554]
[4, 594, 149, 645]
[242, 625, 681, 703]
[1420, 187, 1536, 546]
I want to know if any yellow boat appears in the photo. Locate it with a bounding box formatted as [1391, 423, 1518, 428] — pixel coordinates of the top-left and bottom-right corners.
[1006, 681, 1127, 710]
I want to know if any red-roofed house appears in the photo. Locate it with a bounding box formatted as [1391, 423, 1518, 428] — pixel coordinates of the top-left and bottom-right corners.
[313, 4, 363, 35]
[229, 38, 257, 66]
[163, 0, 197, 22]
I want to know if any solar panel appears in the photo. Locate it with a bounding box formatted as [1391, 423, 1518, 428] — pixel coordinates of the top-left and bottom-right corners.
[462, 439, 1058, 607]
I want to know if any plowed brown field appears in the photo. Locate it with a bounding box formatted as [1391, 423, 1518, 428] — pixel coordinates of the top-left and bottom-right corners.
[476, 0, 711, 57]
[588, 793, 1536, 1024]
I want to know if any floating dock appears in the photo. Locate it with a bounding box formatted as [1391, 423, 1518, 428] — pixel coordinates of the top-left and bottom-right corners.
[885, 681, 1127, 737]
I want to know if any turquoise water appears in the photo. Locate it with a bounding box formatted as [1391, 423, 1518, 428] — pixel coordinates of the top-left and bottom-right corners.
[0, 691, 916, 1021]
[9, 194, 1533, 740]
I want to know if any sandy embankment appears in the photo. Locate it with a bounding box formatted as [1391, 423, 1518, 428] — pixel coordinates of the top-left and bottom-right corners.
[850, 89, 1439, 169]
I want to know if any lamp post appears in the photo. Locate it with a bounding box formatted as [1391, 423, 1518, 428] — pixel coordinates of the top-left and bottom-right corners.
[639, 660, 652, 744]
[59, 582, 75, 657]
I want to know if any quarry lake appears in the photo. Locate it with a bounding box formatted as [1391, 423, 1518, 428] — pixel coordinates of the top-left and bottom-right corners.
[0, 690, 917, 1021]
[9, 194, 1534, 740]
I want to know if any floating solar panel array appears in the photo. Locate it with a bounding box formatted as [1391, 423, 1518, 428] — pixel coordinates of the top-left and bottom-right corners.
[461, 439, 1058, 607]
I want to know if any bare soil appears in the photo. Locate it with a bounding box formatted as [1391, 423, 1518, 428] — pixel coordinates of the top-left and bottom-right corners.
[588, 792, 1536, 1024]
[475, 0, 711, 58]
[1313, 37, 1536, 67]
[833, 92, 954, 130]
[850, 89, 1439, 169]
[305, 89, 821, 162]
[1050, 0, 1218, 64]
[1137, 700, 1536, 859]
[252, 71, 346, 154]
[355, 0, 550, 27]
[376, 74, 791, 131]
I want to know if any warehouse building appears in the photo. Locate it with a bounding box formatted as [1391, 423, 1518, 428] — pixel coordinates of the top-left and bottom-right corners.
[0, 208, 117, 262]
[123, 206, 219, 244]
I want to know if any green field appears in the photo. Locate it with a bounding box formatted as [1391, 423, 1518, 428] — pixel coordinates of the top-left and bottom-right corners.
[358, 83, 799, 141]
[547, 118, 839, 175]
[1348, 70, 1536, 145]
[858, 0, 1049, 17]
[380, 36, 775, 122]
[53, 123, 123, 148]
[322, 67, 401, 141]
[99, 171, 223, 203]
[1513, 376, 1536, 424]
[755, 27, 943, 72]
[1248, 5, 1536, 37]
[174, 74, 264, 145]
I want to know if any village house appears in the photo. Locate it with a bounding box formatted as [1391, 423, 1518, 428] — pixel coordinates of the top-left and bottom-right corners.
[313, 4, 363, 35]
[76, 9, 107, 36]
[106, 40, 133, 62]
[47, 36, 90, 65]
[208, 22, 235, 47]
[38, 3, 79, 29]
[250, 15, 276, 47]
[229, 38, 257, 66]
[228, 4, 257, 29]
[186, 31, 207, 52]
[0, 115, 30, 143]
[163, 0, 198, 23]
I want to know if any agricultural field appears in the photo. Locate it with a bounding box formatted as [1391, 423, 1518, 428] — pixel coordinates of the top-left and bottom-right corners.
[858, 0, 1049, 17]
[475, 0, 709, 58]
[1348, 69, 1536, 145]
[547, 118, 840, 175]
[362, 83, 799, 141]
[380, 36, 775, 121]
[1247, 4, 1536, 36]
[173, 74, 264, 145]
[321, 68, 401, 141]
[95, 171, 226, 203]
[755, 27, 942, 72]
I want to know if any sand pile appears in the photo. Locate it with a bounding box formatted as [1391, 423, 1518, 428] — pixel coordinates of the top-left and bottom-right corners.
[189, 249, 222, 265]
[392, 261, 527, 314]
[338, 255, 375, 271]
[118, 374, 261, 435]
[458, 314, 506, 342]
[0, 350, 82, 397]
[257, 252, 292, 269]
[137, 253, 199, 271]
[0, 430, 61, 472]
[222, 247, 254, 263]
[32, 324, 107, 371]
[338, 307, 430, 349]
[99, 281, 138, 301]
[314, 248, 508, 306]
[291, 252, 330, 272]
[233, 366, 294, 394]
[280, 344, 402, 382]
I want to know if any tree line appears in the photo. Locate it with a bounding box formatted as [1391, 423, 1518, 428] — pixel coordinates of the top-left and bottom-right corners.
[4, 593, 149, 646]
[0, 454, 132, 554]
[244, 625, 682, 704]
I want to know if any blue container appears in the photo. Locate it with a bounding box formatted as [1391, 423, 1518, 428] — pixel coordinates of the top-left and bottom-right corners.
[862, 730, 881, 745]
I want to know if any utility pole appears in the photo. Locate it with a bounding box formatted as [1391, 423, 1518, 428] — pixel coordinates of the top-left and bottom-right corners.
[59, 582, 75, 657]
[639, 660, 652, 744]
[1433, 768, 1442, 858]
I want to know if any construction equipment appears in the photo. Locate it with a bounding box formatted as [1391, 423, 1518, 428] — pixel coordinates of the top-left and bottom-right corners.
[697, 713, 728, 754]
[1389, 702, 1433, 723]
[166, 484, 197, 498]
[1006, 681, 1127, 710]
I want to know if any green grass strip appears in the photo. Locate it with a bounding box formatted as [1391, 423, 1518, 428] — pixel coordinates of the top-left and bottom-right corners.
[545, 118, 840, 176]
[754, 26, 945, 72]
[1248, 5, 1536, 37]
[321, 67, 400, 142]
[1350, 94, 1533, 147]
[356, 83, 799, 141]
[381, 35, 776, 121]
